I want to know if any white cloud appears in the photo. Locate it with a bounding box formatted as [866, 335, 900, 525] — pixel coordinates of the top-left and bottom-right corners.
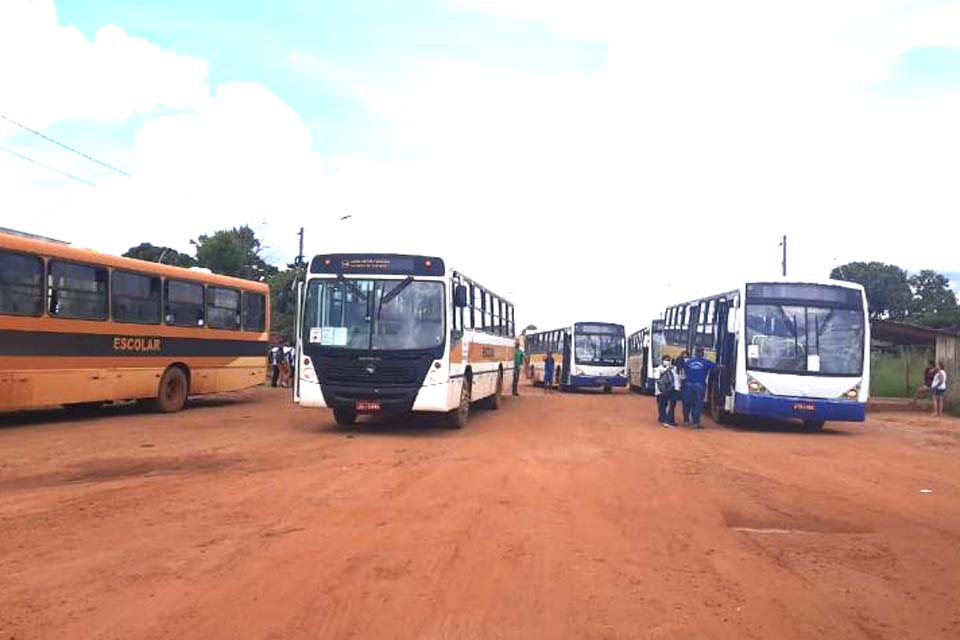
[0, 0, 208, 128]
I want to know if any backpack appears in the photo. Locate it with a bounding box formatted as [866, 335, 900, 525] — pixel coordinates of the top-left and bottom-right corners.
[657, 367, 674, 394]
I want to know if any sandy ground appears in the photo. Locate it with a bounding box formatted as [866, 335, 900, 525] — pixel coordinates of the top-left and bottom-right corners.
[1, 384, 959, 640]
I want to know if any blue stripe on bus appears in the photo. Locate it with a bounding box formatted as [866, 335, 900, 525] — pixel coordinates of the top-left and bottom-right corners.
[569, 375, 628, 388]
[733, 393, 866, 422]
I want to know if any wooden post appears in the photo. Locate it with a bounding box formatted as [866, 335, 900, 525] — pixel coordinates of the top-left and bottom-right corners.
[904, 346, 910, 396]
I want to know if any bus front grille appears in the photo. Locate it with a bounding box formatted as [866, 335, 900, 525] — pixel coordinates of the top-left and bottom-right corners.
[314, 354, 431, 386]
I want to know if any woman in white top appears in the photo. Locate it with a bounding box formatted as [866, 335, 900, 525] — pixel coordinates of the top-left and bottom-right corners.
[931, 361, 947, 417]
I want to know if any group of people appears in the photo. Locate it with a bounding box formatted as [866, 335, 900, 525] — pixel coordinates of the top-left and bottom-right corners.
[268, 343, 296, 388]
[653, 348, 716, 429]
[919, 359, 950, 417]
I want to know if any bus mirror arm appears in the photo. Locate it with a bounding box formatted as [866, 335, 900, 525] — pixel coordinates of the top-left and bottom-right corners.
[453, 284, 468, 308]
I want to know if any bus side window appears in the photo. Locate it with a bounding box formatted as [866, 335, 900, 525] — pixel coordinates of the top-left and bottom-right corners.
[166, 279, 205, 327]
[207, 286, 241, 330]
[242, 291, 266, 332]
[112, 270, 161, 324]
[0, 250, 44, 316]
[48, 260, 108, 320]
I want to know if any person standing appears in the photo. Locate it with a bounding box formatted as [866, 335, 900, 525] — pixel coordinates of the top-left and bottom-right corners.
[676, 350, 691, 425]
[684, 347, 716, 429]
[655, 356, 678, 427]
[543, 351, 556, 394]
[513, 340, 524, 396]
[916, 359, 938, 401]
[279, 341, 295, 388]
[268, 344, 282, 388]
[931, 361, 947, 417]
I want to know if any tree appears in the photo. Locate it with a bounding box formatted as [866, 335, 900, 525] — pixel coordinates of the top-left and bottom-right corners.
[123, 242, 196, 268]
[193, 225, 277, 282]
[267, 268, 298, 340]
[830, 262, 912, 319]
[909, 270, 957, 316]
[522, 324, 537, 334]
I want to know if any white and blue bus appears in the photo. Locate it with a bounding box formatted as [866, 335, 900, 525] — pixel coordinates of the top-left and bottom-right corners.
[659, 280, 869, 431]
[525, 322, 627, 392]
[294, 254, 516, 429]
[627, 319, 665, 394]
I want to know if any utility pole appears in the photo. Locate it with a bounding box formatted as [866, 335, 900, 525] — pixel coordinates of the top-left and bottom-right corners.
[295, 227, 305, 268]
[780, 234, 787, 277]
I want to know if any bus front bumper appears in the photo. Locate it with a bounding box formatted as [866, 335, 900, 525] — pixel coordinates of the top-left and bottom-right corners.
[733, 393, 867, 423]
[321, 384, 421, 414]
[569, 375, 628, 388]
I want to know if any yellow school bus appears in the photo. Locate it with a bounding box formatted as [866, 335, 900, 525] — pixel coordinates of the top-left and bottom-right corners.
[0, 231, 270, 413]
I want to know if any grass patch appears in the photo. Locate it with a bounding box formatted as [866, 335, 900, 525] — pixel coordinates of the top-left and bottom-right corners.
[871, 348, 933, 398]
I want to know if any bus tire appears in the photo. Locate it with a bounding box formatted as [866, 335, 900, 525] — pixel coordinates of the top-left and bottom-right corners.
[803, 420, 825, 433]
[484, 371, 503, 410]
[333, 407, 357, 426]
[153, 366, 189, 413]
[447, 379, 471, 429]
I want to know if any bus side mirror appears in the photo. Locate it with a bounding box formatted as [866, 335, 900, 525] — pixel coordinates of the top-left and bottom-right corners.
[453, 284, 468, 308]
[277, 289, 290, 313]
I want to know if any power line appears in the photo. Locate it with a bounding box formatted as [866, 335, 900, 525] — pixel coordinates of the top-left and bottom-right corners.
[0, 114, 129, 176]
[0, 145, 96, 186]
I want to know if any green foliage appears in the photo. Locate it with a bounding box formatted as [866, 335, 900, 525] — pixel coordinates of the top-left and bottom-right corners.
[193, 225, 277, 282]
[268, 268, 298, 341]
[522, 324, 537, 334]
[870, 348, 932, 398]
[123, 242, 196, 268]
[909, 269, 957, 316]
[831, 262, 912, 319]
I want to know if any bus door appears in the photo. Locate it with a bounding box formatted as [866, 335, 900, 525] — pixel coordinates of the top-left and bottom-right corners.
[713, 299, 734, 400]
[561, 331, 572, 386]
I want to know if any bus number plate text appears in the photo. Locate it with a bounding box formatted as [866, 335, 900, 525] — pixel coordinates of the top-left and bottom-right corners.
[793, 403, 816, 412]
[356, 401, 381, 412]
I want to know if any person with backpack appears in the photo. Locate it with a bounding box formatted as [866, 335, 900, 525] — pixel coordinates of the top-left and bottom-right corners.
[684, 347, 717, 429]
[654, 355, 678, 427]
[931, 361, 948, 417]
[268, 344, 282, 388]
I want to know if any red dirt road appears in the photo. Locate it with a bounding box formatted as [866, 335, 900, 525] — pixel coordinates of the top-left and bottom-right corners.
[2, 386, 959, 639]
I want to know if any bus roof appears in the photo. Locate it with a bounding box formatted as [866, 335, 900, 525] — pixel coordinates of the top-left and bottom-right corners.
[0, 231, 269, 292]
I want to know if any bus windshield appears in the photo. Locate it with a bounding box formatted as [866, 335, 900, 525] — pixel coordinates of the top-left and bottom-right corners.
[575, 325, 625, 366]
[304, 278, 445, 350]
[745, 303, 864, 375]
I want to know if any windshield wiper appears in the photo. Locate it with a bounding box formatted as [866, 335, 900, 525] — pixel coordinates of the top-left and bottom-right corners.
[337, 273, 368, 300]
[377, 276, 414, 319]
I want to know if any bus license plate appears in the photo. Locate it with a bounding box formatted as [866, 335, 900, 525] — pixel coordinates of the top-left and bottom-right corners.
[793, 403, 816, 412]
[356, 401, 381, 412]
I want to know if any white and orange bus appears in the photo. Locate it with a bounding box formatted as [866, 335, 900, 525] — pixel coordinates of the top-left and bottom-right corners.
[0, 231, 270, 413]
[294, 254, 516, 428]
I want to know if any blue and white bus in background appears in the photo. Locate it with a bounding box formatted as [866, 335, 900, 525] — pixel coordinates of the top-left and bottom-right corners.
[627, 319, 665, 394]
[525, 322, 627, 392]
[659, 280, 869, 431]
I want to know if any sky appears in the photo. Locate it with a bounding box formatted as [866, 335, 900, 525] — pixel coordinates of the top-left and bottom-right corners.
[1, 0, 959, 331]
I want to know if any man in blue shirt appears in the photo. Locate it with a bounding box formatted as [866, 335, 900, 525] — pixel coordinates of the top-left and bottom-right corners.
[683, 347, 716, 429]
[543, 351, 556, 394]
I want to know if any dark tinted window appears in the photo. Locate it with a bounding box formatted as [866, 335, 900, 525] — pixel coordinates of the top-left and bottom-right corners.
[165, 280, 205, 327]
[207, 286, 241, 330]
[0, 250, 44, 316]
[243, 291, 266, 332]
[49, 261, 108, 320]
[112, 271, 161, 324]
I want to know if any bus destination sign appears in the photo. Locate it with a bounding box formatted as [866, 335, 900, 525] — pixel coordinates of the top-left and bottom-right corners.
[310, 254, 444, 276]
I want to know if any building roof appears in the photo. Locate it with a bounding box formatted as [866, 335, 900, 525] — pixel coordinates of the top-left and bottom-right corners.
[871, 319, 959, 346]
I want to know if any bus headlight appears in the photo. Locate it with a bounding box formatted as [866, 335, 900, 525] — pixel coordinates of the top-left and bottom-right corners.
[840, 384, 860, 400]
[747, 376, 768, 394]
[300, 356, 318, 383]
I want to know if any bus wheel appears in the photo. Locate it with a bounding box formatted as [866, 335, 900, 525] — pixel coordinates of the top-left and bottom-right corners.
[603, 385, 613, 394]
[153, 367, 189, 413]
[447, 379, 471, 429]
[333, 407, 357, 426]
[803, 420, 825, 433]
[485, 372, 504, 410]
